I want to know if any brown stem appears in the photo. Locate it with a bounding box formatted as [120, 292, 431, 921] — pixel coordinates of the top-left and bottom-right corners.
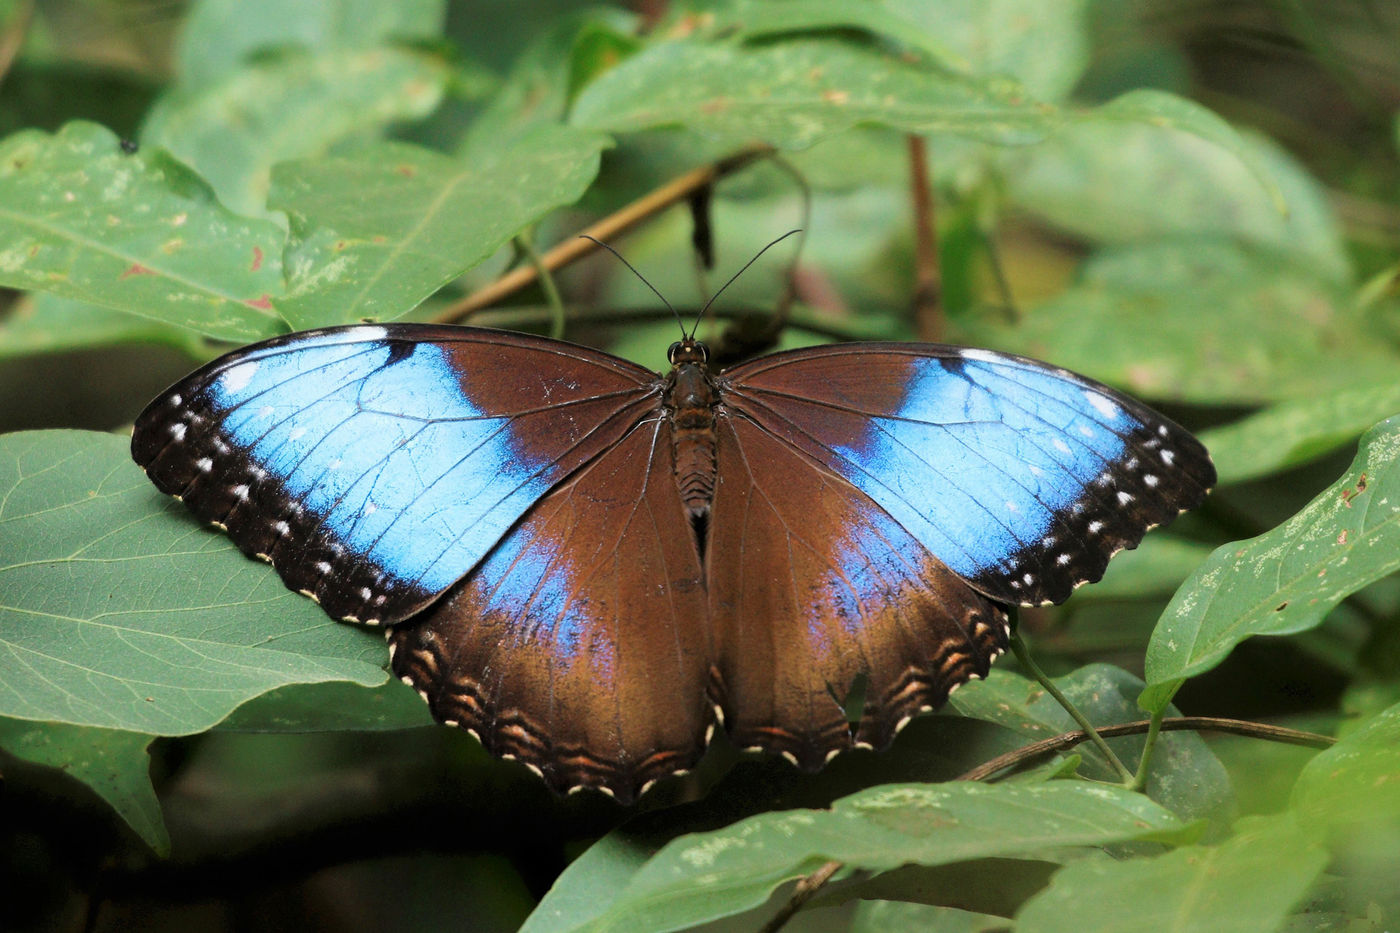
[907, 135, 941, 341]
[0, 0, 34, 87]
[759, 716, 1335, 932]
[434, 145, 773, 323]
[756, 858, 843, 933]
[954, 716, 1334, 783]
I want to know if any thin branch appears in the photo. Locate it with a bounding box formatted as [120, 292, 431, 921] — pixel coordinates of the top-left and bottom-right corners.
[757, 859, 843, 933]
[907, 135, 941, 341]
[0, 0, 34, 87]
[434, 145, 773, 323]
[955, 716, 1336, 783]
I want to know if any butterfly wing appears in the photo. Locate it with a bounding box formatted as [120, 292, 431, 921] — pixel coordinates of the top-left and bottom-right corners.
[388, 418, 711, 803]
[721, 343, 1215, 608]
[706, 415, 1010, 767]
[131, 325, 661, 625]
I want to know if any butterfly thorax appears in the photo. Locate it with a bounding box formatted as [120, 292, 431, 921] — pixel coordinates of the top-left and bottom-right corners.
[665, 340, 719, 522]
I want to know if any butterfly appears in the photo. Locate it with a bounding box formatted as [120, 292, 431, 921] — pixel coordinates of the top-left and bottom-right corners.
[131, 323, 1214, 803]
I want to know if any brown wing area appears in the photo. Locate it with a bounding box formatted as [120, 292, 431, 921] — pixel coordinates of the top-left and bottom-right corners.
[707, 415, 1010, 770]
[388, 419, 711, 804]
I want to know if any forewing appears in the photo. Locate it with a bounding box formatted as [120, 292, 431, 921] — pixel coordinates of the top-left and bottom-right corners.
[722, 343, 1215, 607]
[388, 419, 711, 803]
[708, 415, 1010, 770]
[132, 325, 660, 624]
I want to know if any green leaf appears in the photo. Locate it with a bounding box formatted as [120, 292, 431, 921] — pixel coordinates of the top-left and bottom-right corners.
[851, 900, 1006, 932]
[1000, 120, 1348, 283]
[0, 122, 286, 342]
[175, 0, 446, 89]
[218, 679, 433, 732]
[529, 781, 1192, 932]
[570, 36, 1047, 149]
[960, 241, 1395, 404]
[269, 125, 609, 328]
[731, 0, 974, 75]
[885, 0, 1092, 100]
[1142, 417, 1400, 713]
[144, 47, 448, 218]
[951, 666, 1233, 825]
[0, 294, 201, 359]
[1014, 814, 1329, 933]
[1201, 381, 1400, 485]
[1081, 89, 1287, 218]
[0, 717, 168, 853]
[461, 10, 636, 153]
[0, 430, 386, 735]
[1291, 700, 1400, 837]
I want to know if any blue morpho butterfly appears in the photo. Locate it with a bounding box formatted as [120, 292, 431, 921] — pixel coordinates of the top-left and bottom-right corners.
[132, 279, 1214, 803]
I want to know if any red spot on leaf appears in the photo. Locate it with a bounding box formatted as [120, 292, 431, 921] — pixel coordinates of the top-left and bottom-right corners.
[395, 164, 417, 177]
[1337, 530, 1349, 545]
[1341, 473, 1368, 507]
[120, 263, 155, 280]
[244, 294, 273, 310]
[251, 246, 264, 272]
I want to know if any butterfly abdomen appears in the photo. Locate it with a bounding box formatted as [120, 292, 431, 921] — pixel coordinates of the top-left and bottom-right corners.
[667, 362, 720, 519]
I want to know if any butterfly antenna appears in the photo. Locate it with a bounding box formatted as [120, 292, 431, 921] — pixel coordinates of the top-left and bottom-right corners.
[578, 235, 686, 336]
[690, 229, 802, 337]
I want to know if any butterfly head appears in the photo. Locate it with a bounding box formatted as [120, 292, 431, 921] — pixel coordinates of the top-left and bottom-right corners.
[668, 338, 709, 368]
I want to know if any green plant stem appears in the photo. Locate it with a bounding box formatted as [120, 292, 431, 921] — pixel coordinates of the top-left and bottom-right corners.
[517, 234, 566, 340]
[1132, 710, 1166, 792]
[1008, 630, 1135, 785]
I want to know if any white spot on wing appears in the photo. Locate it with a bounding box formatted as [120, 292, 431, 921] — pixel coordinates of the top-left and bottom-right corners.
[1084, 391, 1119, 418]
[960, 348, 1001, 364]
[220, 362, 258, 393]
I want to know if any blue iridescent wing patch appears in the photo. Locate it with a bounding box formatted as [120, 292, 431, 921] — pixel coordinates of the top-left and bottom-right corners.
[132, 325, 659, 625]
[722, 343, 1215, 607]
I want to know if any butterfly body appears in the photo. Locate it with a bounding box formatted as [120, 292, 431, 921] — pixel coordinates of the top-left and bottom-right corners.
[133, 324, 1214, 803]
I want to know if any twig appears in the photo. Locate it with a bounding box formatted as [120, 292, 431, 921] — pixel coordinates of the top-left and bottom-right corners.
[0, 0, 34, 87]
[434, 145, 773, 323]
[907, 135, 941, 341]
[955, 716, 1335, 783]
[756, 859, 843, 933]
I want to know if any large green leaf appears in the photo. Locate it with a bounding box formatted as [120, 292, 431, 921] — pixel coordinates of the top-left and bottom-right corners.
[730, 0, 973, 74]
[885, 0, 1092, 100]
[1142, 417, 1400, 713]
[269, 125, 609, 329]
[961, 241, 1394, 404]
[460, 10, 636, 153]
[1291, 700, 1400, 836]
[0, 122, 286, 342]
[1201, 381, 1400, 485]
[0, 294, 201, 359]
[0, 430, 386, 734]
[570, 36, 1045, 148]
[1014, 814, 1329, 933]
[999, 122, 1346, 282]
[0, 717, 167, 853]
[144, 47, 448, 218]
[570, 37, 1274, 212]
[525, 781, 1192, 932]
[175, 0, 447, 89]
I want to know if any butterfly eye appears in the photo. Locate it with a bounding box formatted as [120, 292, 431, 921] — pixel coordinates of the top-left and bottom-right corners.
[667, 341, 683, 364]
